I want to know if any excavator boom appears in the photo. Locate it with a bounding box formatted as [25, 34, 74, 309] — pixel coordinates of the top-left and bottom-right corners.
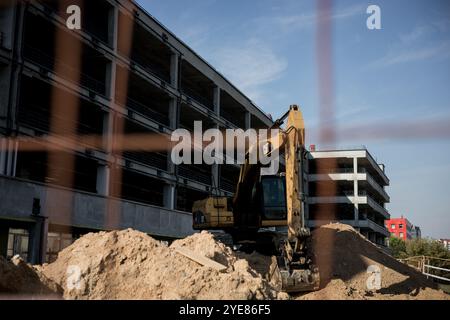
[277, 105, 319, 292]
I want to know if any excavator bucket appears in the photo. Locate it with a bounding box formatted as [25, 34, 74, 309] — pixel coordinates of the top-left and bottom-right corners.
[269, 256, 320, 293]
[279, 267, 320, 293]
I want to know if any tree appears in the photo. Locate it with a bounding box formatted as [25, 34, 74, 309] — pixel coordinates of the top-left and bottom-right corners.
[389, 236, 407, 258]
[406, 238, 450, 267]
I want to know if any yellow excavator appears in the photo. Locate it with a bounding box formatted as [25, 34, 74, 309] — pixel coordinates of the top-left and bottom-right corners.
[192, 105, 320, 293]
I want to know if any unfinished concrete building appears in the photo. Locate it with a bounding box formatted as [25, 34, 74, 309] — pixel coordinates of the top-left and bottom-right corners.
[0, 0, 272, 263]
[305, 148, 391, 246]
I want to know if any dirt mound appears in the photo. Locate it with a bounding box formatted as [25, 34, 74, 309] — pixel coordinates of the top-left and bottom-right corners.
[0, 255, 62, 299]
[297, 223, 449, 300]
[2, 223, 447, 300]
[40, 229, 286, 300]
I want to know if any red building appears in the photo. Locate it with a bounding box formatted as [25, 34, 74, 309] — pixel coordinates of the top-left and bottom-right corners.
[385, 216, 413, 240]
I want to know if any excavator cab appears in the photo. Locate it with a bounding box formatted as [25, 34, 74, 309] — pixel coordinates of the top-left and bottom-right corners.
[192, 175, 286, 230]
[260, 175, 287, 221]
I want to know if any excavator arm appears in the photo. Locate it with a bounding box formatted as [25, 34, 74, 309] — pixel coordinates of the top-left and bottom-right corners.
[192, 105, 320, 292]
[232, 105, 319, 292]
[277, 105, 319, 292]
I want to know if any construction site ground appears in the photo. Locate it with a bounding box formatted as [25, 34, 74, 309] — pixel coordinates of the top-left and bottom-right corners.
[0, 223, 448, 300]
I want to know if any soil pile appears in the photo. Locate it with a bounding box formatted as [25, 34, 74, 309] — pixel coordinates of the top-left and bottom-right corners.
[40, 229, 286, 300]
[1, 223, 447, 300]
[0, 255, 62, 299]
[297, 223, 449, 300]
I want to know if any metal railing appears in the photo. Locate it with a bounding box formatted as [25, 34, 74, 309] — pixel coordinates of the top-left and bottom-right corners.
[364, 218, 390, 237]
[123, 151, 168, 171]
[180, 86, 214, 112]
[18, 103, 50, 132]
[220, 177, 235, 193]
[126, 97, 170, 126]
[178, 164, 211, 185]
[131, 54, 171, 84]
[37, 0, 111, 47]
[399, 256, 450, 283]
[365, 194, 389, 218]
[220, 108, 244, 128]
[24, 45, 106, 95]
[18, 103, 103, 147]
[366, 173, 390, 201]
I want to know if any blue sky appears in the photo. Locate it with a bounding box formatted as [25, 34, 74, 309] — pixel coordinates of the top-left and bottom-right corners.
[136, 0, 450, 239]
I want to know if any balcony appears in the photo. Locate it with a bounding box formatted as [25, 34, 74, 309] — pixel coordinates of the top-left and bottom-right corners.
[308, 196, 356, 205]
[123, 151, 168, 172]
[307, 219, 390, 237]
[358, 219, 390, 237]
[220, 90, 247, 128]
[178, 164, 212, 186]
[308, 170, 389, 203]
[180, 60, 215, 111]
[365, 195, 390, 219]
[364, 173, 390, 202]
[126, 97, 170, 127]
[360, 152, 389, 186]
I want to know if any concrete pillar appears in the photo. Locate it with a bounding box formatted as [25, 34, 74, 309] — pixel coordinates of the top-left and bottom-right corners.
[211, 122, 221, 195]
[103, 10, 117, 198]
[213, 86, 220, 116]
[105, 61, 115, 99]
[167, 98, 178, 175]
[28, 216, 48, 264]
[0, 137, 6, 175]
[0, 4, 15, 50]
[99, 111, 113, 197]
[245, 112, 251, 130]
[353, 157, 359, 222]
[1, 138, 18, 177]
[5, 3, 25, 134]
[0, 66, 12, 123]
[40, 219, 49, 263]
[109, 5, 119, 50]
[168, 98, 179, 130]
[212, 164, 220, 195]
[97, 164, 110, 196]
[0, 224, 9, 258]
[163, 184, 175, 210]
[103, 112, 114, 152]
[170, 52, 180, 89]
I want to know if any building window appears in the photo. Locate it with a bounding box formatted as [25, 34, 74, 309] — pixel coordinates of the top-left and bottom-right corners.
[391, 224, 396, 229]
[399, 232, 404, 238]
[46, 232, 74, 263]
[399, 224, 403, 229]
[7, 229, 29, 261]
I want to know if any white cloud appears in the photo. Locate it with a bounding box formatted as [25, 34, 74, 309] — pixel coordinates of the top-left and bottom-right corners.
[212, 39, 288, 103]
[332, 4, 365, 20]
[368, 20, 450, 69]
[177, 25, 210, 51]
[266, 4, 364, 31]
[369, 41, 450, 68]
[399, 25, 430, 44]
